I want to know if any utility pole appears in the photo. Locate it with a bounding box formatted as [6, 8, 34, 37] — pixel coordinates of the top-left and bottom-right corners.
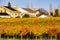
[53, 5, 56, 16]
[58, 4, 60, 16]
[31, 3, 33, 9]
[26, 2, 30, 9]
[49, 3, 53, 16]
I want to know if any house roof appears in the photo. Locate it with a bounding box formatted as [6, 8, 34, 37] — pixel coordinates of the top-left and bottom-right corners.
[0, 13, 9, 16]
[4, 6, 21, 13]
[37, 8, 49, 15]
[22, 8, 36, 13]
[4, 6, 17, 11]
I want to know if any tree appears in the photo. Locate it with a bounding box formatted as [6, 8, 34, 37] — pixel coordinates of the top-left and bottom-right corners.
[50, 12, 53, 16]
[8, 2, 11, 8]
[23, 14, 30, 18]
[54, 9, 59, 17]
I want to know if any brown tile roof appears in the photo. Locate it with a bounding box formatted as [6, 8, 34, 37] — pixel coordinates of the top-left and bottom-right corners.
[22, 8, 36, 13]
[4, 6, 21, 13]
[4, 6, 17, 11]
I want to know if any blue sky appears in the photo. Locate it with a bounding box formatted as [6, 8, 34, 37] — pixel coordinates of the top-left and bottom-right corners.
[0, 0, 60, 11]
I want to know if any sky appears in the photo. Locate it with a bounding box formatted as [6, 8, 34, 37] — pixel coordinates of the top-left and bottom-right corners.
[0, 0, 60, 11]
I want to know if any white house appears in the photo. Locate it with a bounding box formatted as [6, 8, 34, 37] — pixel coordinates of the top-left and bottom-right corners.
[0, 6, 21, 18]
[17, 8, 39, 18]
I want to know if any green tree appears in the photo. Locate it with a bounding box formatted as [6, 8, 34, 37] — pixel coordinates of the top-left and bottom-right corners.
[50, 12, 53, 16]
[8, 2, 11, 8]
[54, 9, 59, 17]
[23, 14, 30, 18]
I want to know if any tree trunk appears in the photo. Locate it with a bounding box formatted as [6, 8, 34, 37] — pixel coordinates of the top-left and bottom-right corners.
[50, 36, 52, 40]
[36, 36, 38, 40]
[21, 34, 22, 40]
[55, 35, 57, 40]
[40, 36, 42, 40]
[0, 34, 1, 38]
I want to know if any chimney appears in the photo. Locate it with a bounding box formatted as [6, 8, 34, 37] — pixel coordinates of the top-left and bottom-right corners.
[26, 3, 30, 8]
[53, 5, 56, 16]
[13, 5, 18, 10]
[31, 3, 36, 11]
[49, 3, 53, 16]
[33, 7, 36, 11]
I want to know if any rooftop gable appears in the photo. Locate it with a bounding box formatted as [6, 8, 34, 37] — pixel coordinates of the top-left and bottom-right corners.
[22, 8, 36, 13]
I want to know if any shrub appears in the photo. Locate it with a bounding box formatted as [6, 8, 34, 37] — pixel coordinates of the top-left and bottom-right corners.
[22, 14, 30, 18]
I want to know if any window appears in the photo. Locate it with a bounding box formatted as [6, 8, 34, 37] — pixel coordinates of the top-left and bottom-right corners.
[15, 14, 17, 15]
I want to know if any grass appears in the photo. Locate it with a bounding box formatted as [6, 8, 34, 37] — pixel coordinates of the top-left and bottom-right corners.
[0, 38, 20, 40]
[0, 38, 58, 40]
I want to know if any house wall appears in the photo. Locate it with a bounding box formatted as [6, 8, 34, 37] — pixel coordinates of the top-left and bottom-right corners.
[0, 6, 5, 12]
[10, 12, 19, 18]
[0, 15, 11, 18]
[28, 11, 39, 17]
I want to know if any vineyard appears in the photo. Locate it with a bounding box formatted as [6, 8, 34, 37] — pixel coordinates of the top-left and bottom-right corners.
[0, 17, 60, 40]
